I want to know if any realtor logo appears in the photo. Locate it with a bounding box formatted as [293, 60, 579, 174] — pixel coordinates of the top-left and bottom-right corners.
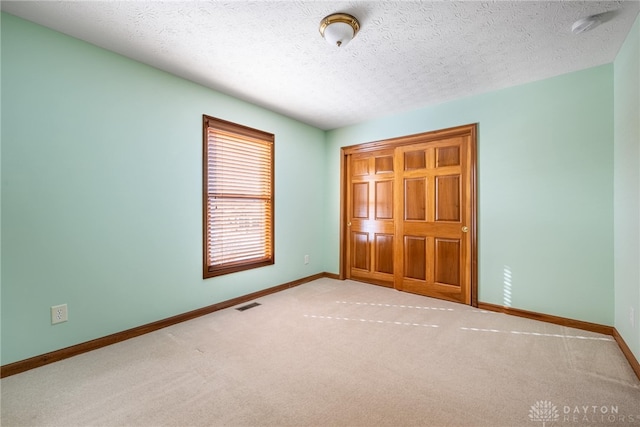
[530, 400, 560, 426]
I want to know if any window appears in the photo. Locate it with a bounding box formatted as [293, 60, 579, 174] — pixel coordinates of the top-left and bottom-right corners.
[202, 115, 274, 278]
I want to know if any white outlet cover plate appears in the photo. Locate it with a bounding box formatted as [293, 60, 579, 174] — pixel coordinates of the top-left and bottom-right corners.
[51, 304, 68, 324]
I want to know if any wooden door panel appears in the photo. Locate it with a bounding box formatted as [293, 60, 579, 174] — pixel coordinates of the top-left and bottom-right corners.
[404, 150, 426, 170]
[404, 236, 426, 280]
[434, 238, 461, 286]
[352, 232, 370, 270]
[435, 175, 461, 222]
[352, 182, 369, 219]
[375, 180, 393, 219]
[436, 146, 460, 167]
[352, 158, 369, 176]
[375, 234, 394, 274]
[404, 178, 426, 221]
[375, 156, 394, 173]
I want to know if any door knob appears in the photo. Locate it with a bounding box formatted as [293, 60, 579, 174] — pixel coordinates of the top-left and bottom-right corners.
[347, 222, 352, 227]
[461, 226, 469, 233]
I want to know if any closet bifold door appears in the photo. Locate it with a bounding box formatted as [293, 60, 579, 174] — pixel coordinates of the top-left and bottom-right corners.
[346, 149, 396, 288]
[342, 124, 476, 305]
[395, 136, 472, 304]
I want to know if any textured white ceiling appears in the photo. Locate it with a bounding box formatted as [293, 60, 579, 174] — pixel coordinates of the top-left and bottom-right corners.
[2, 1, 638, 130]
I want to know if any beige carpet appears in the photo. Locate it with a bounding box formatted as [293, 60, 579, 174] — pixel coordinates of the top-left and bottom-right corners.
[2, 278, 639, 426]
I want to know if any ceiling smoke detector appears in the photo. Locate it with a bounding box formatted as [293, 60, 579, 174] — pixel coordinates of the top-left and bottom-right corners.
[571, 15, 602, 34]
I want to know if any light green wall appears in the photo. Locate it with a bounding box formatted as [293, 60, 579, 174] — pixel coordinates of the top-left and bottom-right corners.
[2, 10, 634, 367]
[325, 65, 615, 326]
[1, 13, 326, 365]
[614, 14, 640, 360]
[0, 11, 3, 365]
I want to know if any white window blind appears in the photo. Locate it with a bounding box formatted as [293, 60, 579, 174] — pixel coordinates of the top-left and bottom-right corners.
[203, 116, 274, 278]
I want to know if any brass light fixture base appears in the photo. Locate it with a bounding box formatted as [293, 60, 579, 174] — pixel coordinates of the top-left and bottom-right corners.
[319, 13, 360, 47]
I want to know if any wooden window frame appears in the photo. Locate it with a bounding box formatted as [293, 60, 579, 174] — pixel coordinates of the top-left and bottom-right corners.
[202, 115, 275, 279]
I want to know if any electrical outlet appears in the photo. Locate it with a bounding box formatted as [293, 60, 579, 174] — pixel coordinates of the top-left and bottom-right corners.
[51, 304, 68, 325]
[304, 255, 310, 265]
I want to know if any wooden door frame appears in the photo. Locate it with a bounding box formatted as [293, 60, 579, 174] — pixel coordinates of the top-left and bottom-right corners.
[338, 123, 478, 307]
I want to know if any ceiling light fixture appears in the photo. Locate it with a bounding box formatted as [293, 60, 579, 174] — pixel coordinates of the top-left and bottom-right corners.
[319, 13, 360, 47]
[571, 15, 602, 34]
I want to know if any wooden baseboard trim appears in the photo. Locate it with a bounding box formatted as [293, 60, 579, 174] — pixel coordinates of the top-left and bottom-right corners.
[477, 302, 614, 335]
[478, 301, 640, 382]
[1, 272, 335, 378]
[612, 328, 640, 381]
